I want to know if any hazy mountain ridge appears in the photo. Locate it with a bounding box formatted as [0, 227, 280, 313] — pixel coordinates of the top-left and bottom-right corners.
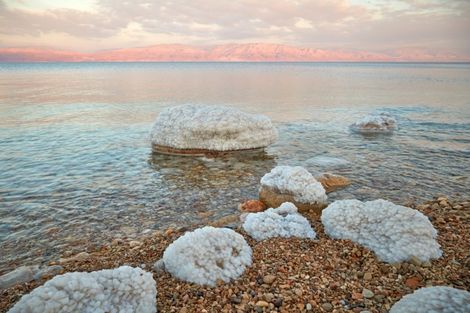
[0, 43, 465, 62]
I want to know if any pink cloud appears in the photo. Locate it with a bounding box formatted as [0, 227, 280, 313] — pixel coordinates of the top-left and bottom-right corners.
[0, 0, 469, 58]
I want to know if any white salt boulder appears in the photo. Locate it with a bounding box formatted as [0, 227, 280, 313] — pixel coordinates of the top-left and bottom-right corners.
[8, 266, 156, 313]
[151, 104, 278, 154]
[243, 202, 316, 241]
[160, 226, 252, 286]
[350, 113, 396, 133]
[321, 199, 442, 263]
[259, 166, 327, 214]
[390, 286, 470, 313]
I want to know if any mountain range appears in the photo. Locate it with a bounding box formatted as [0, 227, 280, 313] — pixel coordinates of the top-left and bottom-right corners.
[0, 43, 466, 62]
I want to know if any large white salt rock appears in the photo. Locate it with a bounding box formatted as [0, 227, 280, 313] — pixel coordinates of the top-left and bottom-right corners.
[150, 104, 277, 152]
[321, 199, 441, 263]
[8, 266, 157, 313]
[350, 113, 396, 133]
[260, 166, 327, 204]
[161, 226, 252, 286]
[390, 286, 470, 313]
[243, 202, 316, 241]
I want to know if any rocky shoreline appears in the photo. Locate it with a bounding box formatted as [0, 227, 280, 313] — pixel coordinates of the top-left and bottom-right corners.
[1, 196, 469, 312]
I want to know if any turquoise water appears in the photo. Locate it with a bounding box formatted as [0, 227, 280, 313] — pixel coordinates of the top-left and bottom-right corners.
[0, 62, 469, 273]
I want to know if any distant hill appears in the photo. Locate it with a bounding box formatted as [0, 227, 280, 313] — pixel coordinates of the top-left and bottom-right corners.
[0, 43, 465, 62]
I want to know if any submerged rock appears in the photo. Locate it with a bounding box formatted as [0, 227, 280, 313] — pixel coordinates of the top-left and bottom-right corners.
[7, 266, 156, 313]
[259, 166, 327, 215]
[0, 265, 39, 290]
[160, 226, 252, 287]
[350, 113, 396, 134]
[316, 173, 351, 193]
[239, 200, 267, 213]
[243, 202, 316, 241]
[305, 156, 350, 168]
[321, 199, 442, 263]
[150, 104, 278, 155]
[390, 286, 470, 313]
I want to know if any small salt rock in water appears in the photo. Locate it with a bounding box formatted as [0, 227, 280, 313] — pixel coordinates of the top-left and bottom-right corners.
[350, 113, 397, 134]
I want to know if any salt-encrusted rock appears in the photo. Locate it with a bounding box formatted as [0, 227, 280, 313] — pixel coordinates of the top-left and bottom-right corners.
[160, 226, 252, 286]
[316, 173, 351, 193]
[151, 104, 278, 155]
[321, 199, 442, 263]
[350, 113, 396, 133]
[0, 265, 39, 290]
[259, 166, 327, 215]
[243, 202, 316, 241]
[7, 266, 157, 313]
[390, 286, 470, 313]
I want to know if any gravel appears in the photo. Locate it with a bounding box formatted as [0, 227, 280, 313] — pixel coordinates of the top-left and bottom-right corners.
[0, 196, 468, 313]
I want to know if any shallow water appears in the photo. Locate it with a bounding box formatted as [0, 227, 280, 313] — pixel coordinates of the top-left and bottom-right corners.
[0, 62, 469, 273]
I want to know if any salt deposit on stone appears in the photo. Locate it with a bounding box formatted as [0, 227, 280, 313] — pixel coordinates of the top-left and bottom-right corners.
[243, 202, 316, 241]
[321, 199, 441, 263]
[260, 166, 327, 204]
[150, 104, 277, 152]
[390, 286, 470, 313]
[7, 266, 157, 313]
[350, 113, 396, 133]
[161, 226, 252, 286]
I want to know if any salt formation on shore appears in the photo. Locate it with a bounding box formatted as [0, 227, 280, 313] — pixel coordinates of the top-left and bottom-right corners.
[390, 286, 470, 313]
[243, 202, 316, 241]
[7, 266, 156, 313]
[350, 113, 396, 133]
[150, 104, 277, 154]
[259, 166, 327, 214]
[321, 199, 441, 263]
[160, 226, 252, 286]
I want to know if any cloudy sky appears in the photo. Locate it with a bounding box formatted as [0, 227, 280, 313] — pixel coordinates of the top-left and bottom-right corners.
[0, 0, 469, 55]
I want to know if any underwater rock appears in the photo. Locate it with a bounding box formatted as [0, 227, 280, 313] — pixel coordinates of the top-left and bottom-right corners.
[239, 200, 267, 213]
[7, 266, 157, 313]
[150, 104, 278, 155]
[321, 199, 442, 263]
[243, 202, 316, 241]
[160, 226, 252, 286]
[0, 265, 39, 290]
[316, 173, 351, 193]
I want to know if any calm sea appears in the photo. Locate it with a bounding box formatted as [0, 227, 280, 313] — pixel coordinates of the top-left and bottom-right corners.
[0, 62, 469, 273]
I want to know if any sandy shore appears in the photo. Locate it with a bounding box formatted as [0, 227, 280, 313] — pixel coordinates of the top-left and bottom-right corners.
[1, 196, 469, 313]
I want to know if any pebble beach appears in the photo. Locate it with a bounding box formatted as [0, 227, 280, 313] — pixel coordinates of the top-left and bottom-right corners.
[1, 196, 468, 313]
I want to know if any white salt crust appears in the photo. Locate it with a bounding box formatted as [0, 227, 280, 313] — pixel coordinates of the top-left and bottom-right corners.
[161, 226, 252, 287]
[321, 199, 442, 263]
[8, 266, 157, 313]
[350, 113, 397, 133]
[390, 286, 470, 313]
[260, 166, 327, 204]
[150, 104, 278, 151]
[243, 202, 316, 241]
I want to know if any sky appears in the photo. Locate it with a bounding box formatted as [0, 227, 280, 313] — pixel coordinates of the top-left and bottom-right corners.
[0, 0, 469, 56]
